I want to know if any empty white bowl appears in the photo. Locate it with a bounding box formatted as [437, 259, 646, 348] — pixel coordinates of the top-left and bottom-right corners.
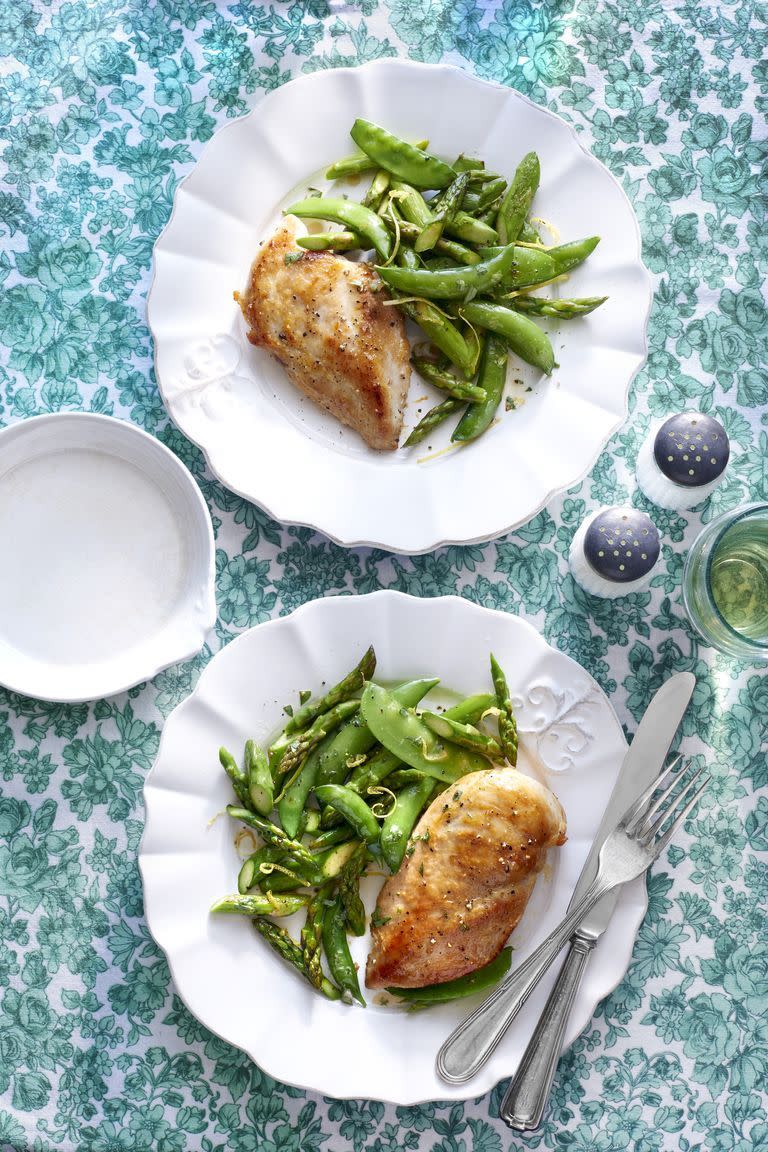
[0, 414, 216, 701]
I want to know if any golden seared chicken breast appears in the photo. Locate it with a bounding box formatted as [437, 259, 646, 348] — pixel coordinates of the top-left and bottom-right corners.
[366, 768, 566, 989]
[237, 218, 410, 451]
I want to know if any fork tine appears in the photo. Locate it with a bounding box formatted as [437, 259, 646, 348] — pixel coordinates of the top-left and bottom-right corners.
[649, 774, 710, 858]
[622, 754, 683, 835]
[638, 762, 707, 843]
[629, 755, 688, 833]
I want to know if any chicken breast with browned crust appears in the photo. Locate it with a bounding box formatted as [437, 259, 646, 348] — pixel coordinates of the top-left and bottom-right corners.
[237, 218, 410, 451]
[366, 767, 566, 989]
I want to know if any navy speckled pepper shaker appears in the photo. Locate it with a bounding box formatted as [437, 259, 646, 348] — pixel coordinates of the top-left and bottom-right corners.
[569, 506, 661, 598]
[636, 412, 730, 511]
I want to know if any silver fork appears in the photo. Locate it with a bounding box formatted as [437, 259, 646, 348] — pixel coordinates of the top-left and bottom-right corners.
[436, 757, 709, 1085]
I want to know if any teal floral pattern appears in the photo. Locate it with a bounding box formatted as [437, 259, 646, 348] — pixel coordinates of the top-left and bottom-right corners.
[0, 1, 766, 1148]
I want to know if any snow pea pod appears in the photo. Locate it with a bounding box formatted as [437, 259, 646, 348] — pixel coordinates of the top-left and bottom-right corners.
[314, 677, 440, 790]
[314, 784, 380, 843]
[380, 776, 437, 873]
[497, 151, 540, 244]
[296, 231, 364, 252]
[444, 693, 497, 725]
[452, 334, 508, 443]
[397, 299, 477, 379]
[322, 894, 365, 1005]
[547, 235, 601, 275]
[421, 712, 503, 760]
[351, 119, 456, 190]
[455, 301, 555, 375]
[387, 948, 513, 1006]
[360, 683, 488, 781]
[376, 245, 520, 302]
[476, 245, 556, 289]
[284, 199, 392, 261]
[444, 211, 498, 246]
[462, 178, 508, 214]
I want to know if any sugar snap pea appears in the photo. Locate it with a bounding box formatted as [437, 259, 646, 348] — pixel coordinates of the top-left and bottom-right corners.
[443, 693, 497, 725]
[403, 397, 464, 448]
[518, 220, 543, 244]
[462, 178, 507, 214]
[245, 740, 273, 816]
[547, 235, 601, 275]
[238, 846, 283, 893]
[360, 683, 489, 781]
[376, 244, 519, 302]
[283, 646, 375, 737]
[380, 776, 436, 872]
[476, 245, 556, 290]
[497, 151, 540, 244]
[315, 784, 380, 843]
[351, 119, 456, 189]
[444, 211, 498, 246]
[455, 301, 555, 375]
[396, 300, 477, 378]
[490, 654, 518, 766]
[296, 231, 363, 252]
[322, 895, 365, 1005]
[412, 356, 487, 403]
[315, 677, 439, 788]
[387, 948, 513, 1006]
[421, 711, 503, 760]
[453, 154, 485, 173]
[285, 199, 392, 261]
[452, 334, 508, 443]
[325, 152, 376, 180]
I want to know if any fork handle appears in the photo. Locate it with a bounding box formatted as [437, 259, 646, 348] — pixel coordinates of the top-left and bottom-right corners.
[436, 876, 609, 1084]
[500, 934, 596, 1130]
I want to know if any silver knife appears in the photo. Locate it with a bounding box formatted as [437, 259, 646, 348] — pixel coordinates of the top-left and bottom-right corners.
[436, 671, 695, 1089]
[499, 670, 695, 1128]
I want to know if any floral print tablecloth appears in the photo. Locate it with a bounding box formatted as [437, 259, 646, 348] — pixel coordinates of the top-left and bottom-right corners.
[1, 2, 767, 1150]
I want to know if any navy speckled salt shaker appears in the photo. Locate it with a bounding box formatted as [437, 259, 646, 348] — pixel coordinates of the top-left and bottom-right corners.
[636, 412, 730, 511]
[569, 506, 661, 598]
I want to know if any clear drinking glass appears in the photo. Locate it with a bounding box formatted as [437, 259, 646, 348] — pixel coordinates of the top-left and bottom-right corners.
[682, 503, 768, 662]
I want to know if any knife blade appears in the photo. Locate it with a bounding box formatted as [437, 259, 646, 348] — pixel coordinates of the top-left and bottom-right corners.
[569, 670, 695, 931]
[499, 671, 696, 1129]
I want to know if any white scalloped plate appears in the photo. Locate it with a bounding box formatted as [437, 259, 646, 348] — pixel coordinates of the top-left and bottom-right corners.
[0, 414, 216, 702]
[140, 592, 646, 1103]
[148, 61, 652, 554]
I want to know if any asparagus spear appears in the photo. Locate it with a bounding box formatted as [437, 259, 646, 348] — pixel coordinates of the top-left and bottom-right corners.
[254, 918, 341, 1000]
[490, 654, 518, 766]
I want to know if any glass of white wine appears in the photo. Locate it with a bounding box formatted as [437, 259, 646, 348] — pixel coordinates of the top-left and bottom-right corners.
[683, 503, 768, 661]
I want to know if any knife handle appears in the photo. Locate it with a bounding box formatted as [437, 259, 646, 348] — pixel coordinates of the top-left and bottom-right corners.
[500, 935, 595, 1131]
